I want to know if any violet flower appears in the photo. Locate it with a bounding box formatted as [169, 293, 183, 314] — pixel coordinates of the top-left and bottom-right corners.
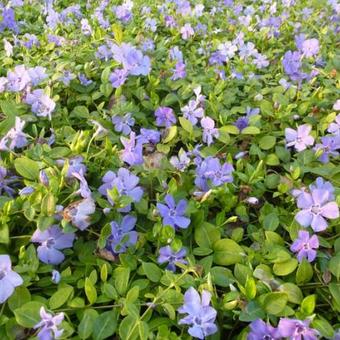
[178, 287, 218, 339]
[0, 254, 23, 303]
[314, 135, 340, 163]
[290, 230, 319, 262]
[138, 128, 161, 144]
[31, 225, 75, 265]
[171, 61, 186, 80]
[154, 107, 177, 127]
[0, 167, 19, 196]
[112, 113, 135, 135]
[170, 151, 190, 171]
[6, 65, 30, 92]
[64, 198, 96, 230]
[106, 215, 138, 254]
[34, 307, 64, 340]
[98, 168, 143, 208]
[285, 124, 314, 152]
[282, 51, 306, 82]
[158, 246, 187, 271]
[157, 194, 190, 229]
[328, 114, 340, 135]
[27, 66, 48, 86]
[65, 156, 87, 178]
[0, 117, 28, 151]
[277, 318, 318, 340]
[25, 89, 56, 120]
[120, 132, 144, 166]
[180, 23, 194, 39]
[72, 170, 91, 198]
[109, 68, 128, 88]
[51, 270, 61, 284]
[181, 100, 204, 126]
[301, 39, 319, 58]
[295, 187, 339, 232]
[248, 319, 280, 340]
[201, 117, 219, 146]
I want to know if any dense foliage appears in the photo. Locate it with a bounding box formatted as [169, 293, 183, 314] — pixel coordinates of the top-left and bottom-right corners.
[0, 0, 340, 339]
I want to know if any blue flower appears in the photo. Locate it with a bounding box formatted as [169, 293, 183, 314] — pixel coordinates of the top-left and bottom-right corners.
[178, 287, 218, 339]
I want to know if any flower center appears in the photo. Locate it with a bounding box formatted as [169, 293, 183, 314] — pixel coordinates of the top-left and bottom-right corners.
[311, 204, 321, 214]
[193, 316, 202, 325]
[43, 237, 56, 249]
[0, 270, 7, 280]
[169, 209, 176, 217]
[263, 336, 274, 340]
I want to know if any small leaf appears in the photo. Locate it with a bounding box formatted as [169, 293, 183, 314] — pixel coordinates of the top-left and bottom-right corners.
[85, 278, 97, 305]
[179, 117, 193, 134]
[78, 309, 98, 339]
[93, 311, 118, 340]
[14, 301, 43, 328]
[296, 259, 313, 284]
[142, 262, 162, 283]
[213, 239, 245, 266]
[49, 285, 74, 309]
[14, 157, 40, 180]
[263, 292, 288, 315]
[259, 136, 276, 150]
[241, 126, 260, 135]
[329, 254, 340, 279]
[163, 126, 177, 143]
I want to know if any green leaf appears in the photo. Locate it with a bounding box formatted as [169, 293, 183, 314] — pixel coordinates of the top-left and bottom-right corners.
[8, 286, 31, 312]
[329, 283, 340, 312]
[222, 125, 239, 135]
[112, 24, 123, 44]
[119, 315, 138, 340]
[0, 100, 16, 134]
[179, 117, 193, 134]
[14, 301, 43, 328]
[273, 258, 298, 276]
[241, 126, 260, 135]
[195, 222, 220, 248]
[329, 254, 340, 279]
[85, 278, 97, 305]
[311, 318, 334, 338]
[114, 267, 130, 295]
[279, 283, 303, 304]
[213, 239, 245, 266]
[49, 285, 74, 309]
[93, 311, 118, 340]
[301, 295, 316, 315]
[163, 126, 177, 143]
[78, 309, 98, 339]
[259, 136, 276, 150]
[14, 157, 40, 180]
[263, 213, 280, 231]
[296, 259, 313, 284]
[210, 267, 235, 287]
[245, 277, 256, 300]
[142, 262, 162, 282]
[263, 292, 288, 315]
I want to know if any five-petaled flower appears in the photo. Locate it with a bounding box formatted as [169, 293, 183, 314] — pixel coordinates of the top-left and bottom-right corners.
[290, 230, 319, 262]
[178, 287, 218, 339]
[34, 307, 64, 340]
[285, 124, 314, 152]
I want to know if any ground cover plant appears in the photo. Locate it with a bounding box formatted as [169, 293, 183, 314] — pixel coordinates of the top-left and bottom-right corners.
[0, 0, 340, 339]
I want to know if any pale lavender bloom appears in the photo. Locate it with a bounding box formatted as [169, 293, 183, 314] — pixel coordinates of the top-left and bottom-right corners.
[51, 270, 61, 284]
[314, 135, 340, 163]
[72, 170, 91, 198]
[106, 215, 138, 254]
[239, 42, 257, 60]
[328, 114, 340, 135]
[309, 177, 335, 200]
[169, 46, 183, 62]
[66, 198, 95, 230]
[28, 67, 48, 86]
[145, 18, 157, 32]
[178, 287, 218, 339]
[158, 246, 187, 271]
[0, 117, 28, 151]
[6, 65, 30, 92]
[248, 319, 280, 340]
[0, 255, 23, 303]
[81, 18, 92, 36]
[21, 34, 39, 49]
[25, 89, 56, 120]
[98, 168, 143, 207]
[65, 156, 87, 178]
[155, 107, 176, 127]
[301, 39, 319, 57]
[333, 100, 340, 111]
[277, 319, 318, 340]
[39, 170, 49, 187]
[47, 34, 65, 47]
[157, 194, 190, 229]
[279, 78, 291, 90]
[109, 68, 128, 88]
[3, 38, 13, 57]
[171, 61, 186, 80]
[34, 307, 64, 340]
[180, 23, 194, 40]
[78, 74, 93, 86]
[31, 225, 75, 265]
[295, 188, 339, 232]
[253, 53, 269, 68]
[165, 15, 177, 28]
[114, 0, 133, 23]
[19, 186, 35, 196]
[120, 132, 144, 166]
[0, 8, 19, 33]
[0, 77, 8, 93]
[282, 51, 306, 82]
[138, 128, 161, 144]
[112, 113, 135, 135]
[217, 41, 238, 60]
[285, 124, 314, 152]
[59, 71, 76, 86]
[290, 230, 319, 262]
[96, 44, 113, 61]
[90, 120, 108, 138]
[201, 117, 219, 146]
[181, 100, 204, 126]
[170, 151, 190, 171]
[195, 157, 234, 192]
